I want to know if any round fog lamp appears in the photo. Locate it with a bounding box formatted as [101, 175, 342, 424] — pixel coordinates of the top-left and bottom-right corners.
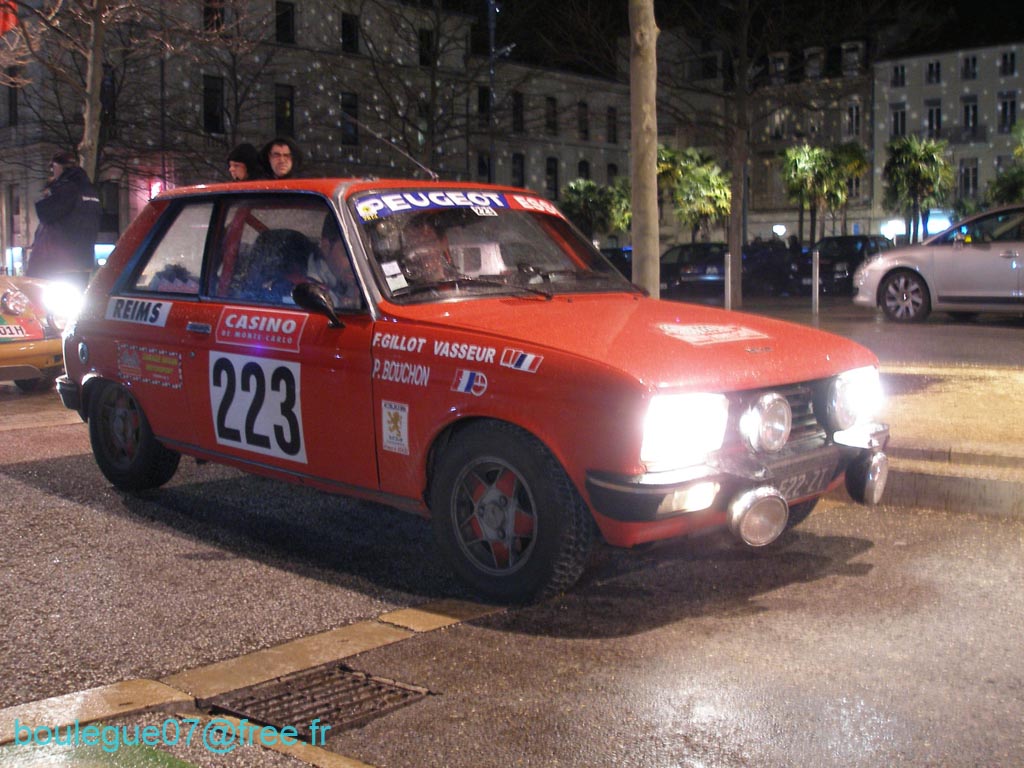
[741, 392, 792, 453]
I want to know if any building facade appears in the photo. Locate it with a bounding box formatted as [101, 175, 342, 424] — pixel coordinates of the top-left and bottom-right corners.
[0, 0, 630, 275]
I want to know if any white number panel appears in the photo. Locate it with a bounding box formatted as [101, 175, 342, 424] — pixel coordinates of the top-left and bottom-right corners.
[209, 352, 307, 463]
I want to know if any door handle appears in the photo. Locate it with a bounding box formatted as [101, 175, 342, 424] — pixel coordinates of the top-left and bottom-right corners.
[186, 321, 212, 334]
[999, 251, 1018, 260]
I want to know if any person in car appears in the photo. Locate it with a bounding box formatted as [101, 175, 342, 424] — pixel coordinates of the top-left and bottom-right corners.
[402, 215, 455, 284]
[309, 217, 360, 308]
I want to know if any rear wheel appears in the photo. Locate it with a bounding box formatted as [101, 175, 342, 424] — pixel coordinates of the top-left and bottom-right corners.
[880, 270, 930, 322]
[88, 382, 180, 491]
[430, 421, 593, 603]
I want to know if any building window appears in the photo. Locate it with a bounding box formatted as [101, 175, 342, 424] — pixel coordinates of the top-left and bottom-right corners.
[891, 64, 906, 87]
[889, 104, 906, 138]
[511, 91, 524, 133]
[477, 86, 490, 129]
[341, 13, 359, 54]
[418, 28, 435, 67]
[961, 55, 977, 80]
[998, 91, 1017, 133]
[341, 92, 358, 145]
[202, 75, 224, 134]
[477, 151, 490, 182]
[511, 153, 525, 188]
[544, 96, 558, 136]
[276, 2, 295, 44]
[846, 175, 861, 200]
[607, 163, 618, 182]
[606, 106, 618, 144]
[926, 60, 941, 84]
[5, 67, 18, 127]
[577, 101, 589, 141]
[577, 159, 590, 180]
[275, 84, 294, 138]
[962, 98, 978, 135]
[926, 99, 942, 138]
[846, 102, 860, 137]
[98, 180, 120, 233]
[1001, 51, 1016, 76]
[545, 157, 559, 199]
[959, 158, 978, 198]
[204, 0, 224, 32]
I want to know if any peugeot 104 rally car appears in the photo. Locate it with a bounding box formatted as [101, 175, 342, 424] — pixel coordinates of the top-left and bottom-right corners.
[1, 275, 80, 392]
[57, 178, 890, 602]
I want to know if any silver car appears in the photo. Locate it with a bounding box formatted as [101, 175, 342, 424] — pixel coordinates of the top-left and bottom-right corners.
[853, 205, 1024, 322]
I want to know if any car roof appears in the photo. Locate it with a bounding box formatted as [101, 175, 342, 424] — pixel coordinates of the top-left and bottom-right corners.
[156, 177, 536, 201]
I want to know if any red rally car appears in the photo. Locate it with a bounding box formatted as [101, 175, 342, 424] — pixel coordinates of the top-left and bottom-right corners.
[57, 179, 889, 602]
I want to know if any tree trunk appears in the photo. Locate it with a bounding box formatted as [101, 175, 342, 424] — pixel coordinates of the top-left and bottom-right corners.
[628, 0, 660, 297]
[725, 0, 751, 311]
[78, 0, 109, 181]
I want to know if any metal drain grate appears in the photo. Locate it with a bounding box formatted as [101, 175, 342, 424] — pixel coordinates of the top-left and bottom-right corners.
[199, 662, 431, 740]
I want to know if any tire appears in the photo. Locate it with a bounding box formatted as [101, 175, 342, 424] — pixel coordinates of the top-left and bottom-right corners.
[880, 270, 930, 322]
[786, 498, 820, 528]
[14, 377, 52, 393]
[88, 382, 180, 491]
[430, 421, 593, 603]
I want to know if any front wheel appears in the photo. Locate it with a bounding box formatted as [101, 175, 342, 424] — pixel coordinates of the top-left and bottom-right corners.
[430, 422, 593, 603]
[88, 382, 180, 491]
[880, 270, 931, 322]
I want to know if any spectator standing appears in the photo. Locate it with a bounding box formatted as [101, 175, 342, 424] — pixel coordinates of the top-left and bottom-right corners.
[259, 137, 303, 179]
[27, 151, 102, 289]
[226, 143, 265, 181]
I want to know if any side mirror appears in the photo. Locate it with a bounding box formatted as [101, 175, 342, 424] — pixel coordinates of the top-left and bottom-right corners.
[292, 281, 344, 328]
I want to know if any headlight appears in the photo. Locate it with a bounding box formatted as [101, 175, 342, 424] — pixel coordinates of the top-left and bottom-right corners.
[740, 392, 792, 452]
[825, 366, 882, 431]
[41, 280, 84, 332]
[1, 287, 29, 315]
[641, 392, 729, 471]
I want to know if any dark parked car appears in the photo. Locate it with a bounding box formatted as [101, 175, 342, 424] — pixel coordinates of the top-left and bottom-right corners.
[790, 235, 894, 295]
[600, 246, 633, 280]
[659, 242, 727, 294]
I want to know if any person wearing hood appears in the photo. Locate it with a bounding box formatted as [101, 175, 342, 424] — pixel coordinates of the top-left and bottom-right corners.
[226, 142, 265, 181]
[259, 136, 303, 179]
[27, 151, 102, 288]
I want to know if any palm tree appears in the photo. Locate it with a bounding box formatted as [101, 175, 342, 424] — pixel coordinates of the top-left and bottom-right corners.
[781, 145, 829, 246]
[559, 179, 613, 240]
[672, 158, 731, 242]
[607, 176, 632, 235]
[882, 135, 951, 243]
[831, 142, 869, 235]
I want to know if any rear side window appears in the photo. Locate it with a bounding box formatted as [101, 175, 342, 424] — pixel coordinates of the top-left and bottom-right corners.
[132, 203, 212, 293]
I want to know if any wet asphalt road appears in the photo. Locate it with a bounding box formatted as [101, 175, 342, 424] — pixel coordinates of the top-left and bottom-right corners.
[1, 297, 1023, 767]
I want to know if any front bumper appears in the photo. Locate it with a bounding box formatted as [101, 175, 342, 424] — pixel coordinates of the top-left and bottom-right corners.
[586, 423, 889, 525]
[0, 338, 64, 383]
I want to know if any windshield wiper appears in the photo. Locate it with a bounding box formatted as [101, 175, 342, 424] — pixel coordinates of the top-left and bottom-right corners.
[393, 275, 553, 300]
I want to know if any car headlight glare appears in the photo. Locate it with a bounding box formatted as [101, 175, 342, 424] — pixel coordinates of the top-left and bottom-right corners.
[827, 366, 882, 431]
[41, 280, 84, 331]
[641, 392, 729, 471]
[740, 392, 792, 453]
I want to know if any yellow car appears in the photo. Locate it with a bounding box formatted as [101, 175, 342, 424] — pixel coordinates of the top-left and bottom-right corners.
[0, 275, 80, 392]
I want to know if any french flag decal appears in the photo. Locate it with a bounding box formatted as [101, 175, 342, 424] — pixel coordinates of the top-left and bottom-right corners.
[452, 369, 488, 396]
[500, 348, 544, 373]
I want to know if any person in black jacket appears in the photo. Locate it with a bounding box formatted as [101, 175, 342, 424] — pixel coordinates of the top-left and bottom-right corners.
[259, 136, 303, 179]
[28, 151, 102, 288]
[226, 142, 265, 181]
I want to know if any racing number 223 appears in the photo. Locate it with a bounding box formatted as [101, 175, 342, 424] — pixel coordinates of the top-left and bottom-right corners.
[209, 352, 307, 463]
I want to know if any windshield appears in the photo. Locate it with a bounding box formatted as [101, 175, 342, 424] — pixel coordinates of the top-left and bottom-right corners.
[350, 189, 635, 302]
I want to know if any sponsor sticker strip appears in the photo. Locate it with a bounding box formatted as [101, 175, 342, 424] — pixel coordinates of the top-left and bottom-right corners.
[116, 344, 183, 389]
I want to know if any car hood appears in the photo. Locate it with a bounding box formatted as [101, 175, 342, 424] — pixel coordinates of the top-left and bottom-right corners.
[391, 293, 877, 393]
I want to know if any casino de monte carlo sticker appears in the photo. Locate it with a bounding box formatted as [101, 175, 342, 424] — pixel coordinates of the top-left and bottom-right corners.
[382, 400, 409, 455]
[658, 323, 769, 346]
